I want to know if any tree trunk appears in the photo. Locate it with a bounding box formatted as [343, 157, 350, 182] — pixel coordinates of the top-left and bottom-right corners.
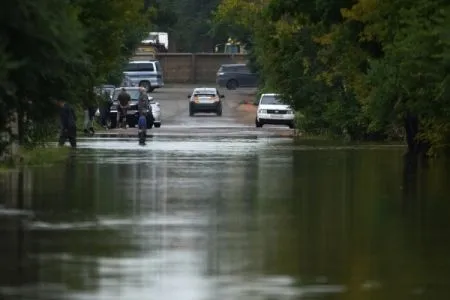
[404, 112, 429, 156]
[17, 104, 25, 145]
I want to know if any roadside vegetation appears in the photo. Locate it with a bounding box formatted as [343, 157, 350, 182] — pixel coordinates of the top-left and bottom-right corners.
[145, 0, 228, 52]
[0, 0, 151, 164]
[213, 0, 450, 156]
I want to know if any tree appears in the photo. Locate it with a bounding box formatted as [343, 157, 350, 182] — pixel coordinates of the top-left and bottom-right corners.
[213, 0, 450, 154]
[71, 0, 150, 86]
[0, 0, 88, 148]
[0, 0, 151, 158]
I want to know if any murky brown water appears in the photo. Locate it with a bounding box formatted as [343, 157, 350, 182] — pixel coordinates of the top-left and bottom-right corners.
[1, 137, 449, 300]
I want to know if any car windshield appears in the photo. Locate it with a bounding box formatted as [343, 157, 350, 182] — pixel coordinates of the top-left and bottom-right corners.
[103, 88, 114, 95]
[113, 89, 140, 101]
[260, 95, 281, 105]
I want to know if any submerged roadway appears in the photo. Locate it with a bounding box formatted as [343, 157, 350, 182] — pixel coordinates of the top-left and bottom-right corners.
[92, 84, 295, 139]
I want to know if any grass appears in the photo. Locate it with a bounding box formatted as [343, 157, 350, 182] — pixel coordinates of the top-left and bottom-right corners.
[22, 146, 71, 166]
[0, 146, 71, 170]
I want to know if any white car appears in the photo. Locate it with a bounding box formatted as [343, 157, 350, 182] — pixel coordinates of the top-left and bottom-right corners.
[149, 97, 161, 127]
[255, 93, 295, 128]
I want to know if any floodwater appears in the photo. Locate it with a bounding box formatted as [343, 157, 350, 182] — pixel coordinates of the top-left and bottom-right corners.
[1, 137, 450, 300]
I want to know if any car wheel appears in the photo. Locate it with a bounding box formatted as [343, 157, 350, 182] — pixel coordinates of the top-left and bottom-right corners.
[154, 122, 161, 128]
[189, 109, 194, 116]
[139, 81, 151, 92]
[146, 115, 154, 129]
[288, 122, 295, 129]
[255, 118, 263, 128]
[226, 79, 238, 90]
[128, 119, 136, 128]
[216, 108, 222, 116]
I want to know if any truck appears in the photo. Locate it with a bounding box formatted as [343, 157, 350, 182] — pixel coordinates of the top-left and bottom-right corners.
[141, 32, 169, 50]
[214, 38, 247, 54]
[135, 32, 169, 59]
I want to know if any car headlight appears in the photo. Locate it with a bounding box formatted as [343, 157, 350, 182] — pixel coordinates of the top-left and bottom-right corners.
[286, 110, 293, 114]
[258, 109, 267, 114]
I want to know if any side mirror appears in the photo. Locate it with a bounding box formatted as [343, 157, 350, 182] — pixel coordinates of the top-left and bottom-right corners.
[220, 95, 225, 98]
[187, 95, 191, 98]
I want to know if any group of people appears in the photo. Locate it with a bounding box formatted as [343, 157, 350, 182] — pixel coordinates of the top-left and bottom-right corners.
[56, 86, 151, 148]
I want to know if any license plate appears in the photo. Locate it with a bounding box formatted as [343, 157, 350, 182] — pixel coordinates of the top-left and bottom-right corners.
[198, 97, 213, 103]
[127, 110, 137, 115]
[270, 114, 284, 119]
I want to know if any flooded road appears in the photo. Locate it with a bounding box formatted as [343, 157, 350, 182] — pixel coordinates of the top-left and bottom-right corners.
[1, 112, 450, 299]
[95, 85, 294, 138]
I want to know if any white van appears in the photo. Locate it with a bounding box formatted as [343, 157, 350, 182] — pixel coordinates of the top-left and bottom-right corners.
[123, 60, 164, 92]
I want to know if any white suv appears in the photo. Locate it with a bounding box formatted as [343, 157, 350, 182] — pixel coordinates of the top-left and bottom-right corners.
[255, 93, 295, 128]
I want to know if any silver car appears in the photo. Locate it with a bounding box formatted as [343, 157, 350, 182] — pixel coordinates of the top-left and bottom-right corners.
[123, 60, 164, 92]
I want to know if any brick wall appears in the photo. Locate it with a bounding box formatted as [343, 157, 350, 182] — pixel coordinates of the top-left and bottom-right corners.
[132, 53, 247, 84]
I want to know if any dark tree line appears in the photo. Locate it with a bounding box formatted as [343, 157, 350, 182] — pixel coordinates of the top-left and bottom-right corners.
[146, 0, 228, 52]
[0, 0, 150, 158]
[215, 0, 450, 156]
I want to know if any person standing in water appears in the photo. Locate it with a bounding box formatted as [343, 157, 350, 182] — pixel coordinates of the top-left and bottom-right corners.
[82, 97, 96, 136]
[56, 99, 77, 148]
[138, 112, 147, 145]
[117, 87, 131, 128]
[137, 87, 151, 145]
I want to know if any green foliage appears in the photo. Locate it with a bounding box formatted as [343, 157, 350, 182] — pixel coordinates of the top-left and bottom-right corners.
[20, 147, 71, 167]
[0, 0, 150, 156]
[214, 0, 450, 154]
[149, 0, 226, 52]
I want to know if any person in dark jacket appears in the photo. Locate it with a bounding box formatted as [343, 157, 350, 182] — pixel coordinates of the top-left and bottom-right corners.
[117, 88, 131, 128]
[138, 86, 153, 126]
[56, 99, 77, 148]
[82, 97, 96, 136]
[99, 90, 112, 129]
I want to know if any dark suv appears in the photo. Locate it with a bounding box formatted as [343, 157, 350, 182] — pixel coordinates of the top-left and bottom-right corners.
[109, 87, 154, 129]
[216, 64, 258, 90]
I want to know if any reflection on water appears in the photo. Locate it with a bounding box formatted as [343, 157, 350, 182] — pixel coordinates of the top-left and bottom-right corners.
[1, 138, 450, 299]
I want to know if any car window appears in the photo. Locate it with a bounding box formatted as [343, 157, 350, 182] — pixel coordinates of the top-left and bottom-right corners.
[236, 65, 249, 73]
[154, 61, 161, 72]
[260, 95, 281, 105]
[113, 89, 140, 100]
[194, 92, 216, 97]
[125, 63, 155, 72]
